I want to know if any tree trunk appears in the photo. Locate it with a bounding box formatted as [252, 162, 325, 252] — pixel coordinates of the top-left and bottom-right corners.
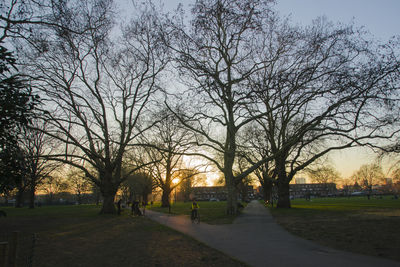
[225, 173, 238, 215]
[99, 177, 118, 214]
[161, 189, 171, 207]
[262, 178, 273, 203]
[29, 183, 36, 209]
[77, 192, 82, 205]
[15, 188, 24, 208]
[276, 179, 291, 208]
[142, 193, 148, 204]
[100, 194, 117, 214]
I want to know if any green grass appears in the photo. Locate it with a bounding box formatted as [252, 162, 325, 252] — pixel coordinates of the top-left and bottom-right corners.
[2, 204, 100, 217]
[290, 196, 399, 209]
[269, 196, 400, 262]
[149, 201, 243, 224]
[0, 205, 246, 267]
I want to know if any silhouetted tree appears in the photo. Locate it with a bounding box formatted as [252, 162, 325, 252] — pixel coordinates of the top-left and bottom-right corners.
[121, 171, 154, 204]
[166, 0, 276, 214]
[39, 173, 69, 204]
[307, 166, 340, 184]
[0, 44, 39, 198]
[352, 164, 385, 199]
[141, 110, 199, 207]
[23, 2, 169, 214]
[238, 124, 276, 203]
[248, 16, 400, 208]
[67, 168, 92, 205]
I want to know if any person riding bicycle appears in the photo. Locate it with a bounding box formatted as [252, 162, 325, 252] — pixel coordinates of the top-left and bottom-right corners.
[191, 200, 200, 221]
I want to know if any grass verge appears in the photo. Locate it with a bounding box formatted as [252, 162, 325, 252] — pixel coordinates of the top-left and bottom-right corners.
[149, 201, 243, 224]
[269, 196, 400, 262]
[0, 205, 246, 267]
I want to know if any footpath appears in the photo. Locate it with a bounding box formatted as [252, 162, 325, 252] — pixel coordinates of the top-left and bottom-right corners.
[146, 200, 400, 267]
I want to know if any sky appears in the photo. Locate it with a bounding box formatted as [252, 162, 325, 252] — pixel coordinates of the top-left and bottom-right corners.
[157, 0, 400, 42]
[275, 0, 400, 42]
[119, 0, 400, 179]
[269, 0, 400, 178]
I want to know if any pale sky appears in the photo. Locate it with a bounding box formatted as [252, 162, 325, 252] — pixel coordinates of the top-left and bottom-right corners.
[119, 0, 400, 179]
[157, 0, 400, 41]
[270, 0, 400, 178]
[275, 0, 400, 42]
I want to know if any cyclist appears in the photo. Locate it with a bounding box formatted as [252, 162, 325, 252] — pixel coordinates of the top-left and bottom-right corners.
[191, 200, 200, 221]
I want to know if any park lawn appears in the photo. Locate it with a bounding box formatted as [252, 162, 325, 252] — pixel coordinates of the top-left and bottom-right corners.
[149, 201, 243, 224]
[0, 205, 246, 267]
[269, 196, 400, 262]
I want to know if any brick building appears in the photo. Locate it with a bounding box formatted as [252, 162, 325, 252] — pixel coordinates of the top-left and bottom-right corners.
[190, 186, 255, 201]
[289, 183, 337, 198]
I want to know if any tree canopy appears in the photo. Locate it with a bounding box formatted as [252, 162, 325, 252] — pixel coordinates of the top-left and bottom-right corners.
[2, 0, 399, 213]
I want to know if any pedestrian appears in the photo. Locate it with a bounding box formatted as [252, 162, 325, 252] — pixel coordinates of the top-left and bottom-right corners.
[132, 200, 142, 216]
[117, 199, 122, 215]
[142, 201, 146, 216]
[131, 201, 135, 215]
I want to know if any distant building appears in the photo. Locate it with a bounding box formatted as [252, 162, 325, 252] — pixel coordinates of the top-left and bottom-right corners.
[384, 178, 393, 185]
[289, 183, 337, 198]
[191, 186, 228, 201]
[295, 177, 307, 184]
[191, 186, 255, 201]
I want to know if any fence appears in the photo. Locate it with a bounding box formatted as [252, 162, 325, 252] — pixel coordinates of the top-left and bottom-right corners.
[0, 232, 37, 267]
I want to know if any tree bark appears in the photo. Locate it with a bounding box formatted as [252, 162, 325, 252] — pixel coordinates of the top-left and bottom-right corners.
[276, 178, 291, 208]
[99, 177, 118, 214]
[262, 179, 273, 203]
[225, 172, 238, 215]
[15, 188, 24, 208]
[28, 182, 36, 209]
[100, 194, 117, 214]
[161, 188, 171, 207]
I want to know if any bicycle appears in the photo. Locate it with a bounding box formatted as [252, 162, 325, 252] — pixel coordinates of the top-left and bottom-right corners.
[191, 209, 200, 224]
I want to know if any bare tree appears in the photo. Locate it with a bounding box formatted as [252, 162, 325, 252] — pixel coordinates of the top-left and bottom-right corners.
[120, 171, 154, 204]
[247, 16, 400, 208]
[141, 110, 200, 207]
[238, 123, 277, 203]
[166, 0, 276, 214]
[20, 120, 59, 208]
[307, 166, 340, 184]
[0, 0, 97, 44]
[24, 2, 169, 213]
[352, 163, 385, 199]
[39, 173, 69, 204]
[66, 167, 92, 205]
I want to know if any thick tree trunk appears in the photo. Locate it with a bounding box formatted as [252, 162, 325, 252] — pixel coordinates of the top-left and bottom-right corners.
[225, 173, 238, 215]
[262, 178, 273, 203]
[276, 179, 291, 208]
[99, 176, 118, 214]
[15, 188, 24, 208]
[161, 189, 171, 207]
[29, 183, 36, 209]
[100, 194, 117, 214]
[274, 156, 291, 208]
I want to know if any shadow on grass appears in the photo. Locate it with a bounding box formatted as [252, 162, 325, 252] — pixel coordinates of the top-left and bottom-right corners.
[268, 197, 400, 262]
[0, 205, 246, 267]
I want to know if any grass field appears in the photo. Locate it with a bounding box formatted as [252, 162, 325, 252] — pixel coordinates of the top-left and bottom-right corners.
[149, 201, 243, 224]
[269, 196, 400, 262]
[0, 205, 246, 267]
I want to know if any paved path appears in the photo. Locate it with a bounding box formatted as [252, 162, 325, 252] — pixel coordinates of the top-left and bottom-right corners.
[146, 201, 400, 267]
